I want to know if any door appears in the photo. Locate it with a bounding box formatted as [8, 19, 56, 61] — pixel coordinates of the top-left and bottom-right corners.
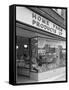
[16, 36, 31, 77]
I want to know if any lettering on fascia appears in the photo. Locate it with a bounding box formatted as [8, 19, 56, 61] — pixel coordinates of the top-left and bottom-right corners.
[32, 12, 57, 33]
[32, 12, 49, 26]
[32, 12, 64, 37]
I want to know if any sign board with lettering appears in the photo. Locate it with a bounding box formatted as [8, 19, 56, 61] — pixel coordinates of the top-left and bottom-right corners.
[16, 7, 66, 38]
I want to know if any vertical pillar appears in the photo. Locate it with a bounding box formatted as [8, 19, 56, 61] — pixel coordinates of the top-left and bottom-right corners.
[55, 47, 60, 66]
[29, 38, 32, 73]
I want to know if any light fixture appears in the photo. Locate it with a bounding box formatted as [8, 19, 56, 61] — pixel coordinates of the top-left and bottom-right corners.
[16, 45, 19, 49]
[24, 44, 28, 48]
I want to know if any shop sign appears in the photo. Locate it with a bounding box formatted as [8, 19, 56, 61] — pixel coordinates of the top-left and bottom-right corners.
[16, 7, 66, 38]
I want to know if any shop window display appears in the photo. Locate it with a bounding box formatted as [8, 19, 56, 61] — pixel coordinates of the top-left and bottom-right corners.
[31, 37, 66, 73]
[16, 36, 66, 74]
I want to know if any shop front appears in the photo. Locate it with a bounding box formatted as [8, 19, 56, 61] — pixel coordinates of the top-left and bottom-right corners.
[16, 6, 66, 82]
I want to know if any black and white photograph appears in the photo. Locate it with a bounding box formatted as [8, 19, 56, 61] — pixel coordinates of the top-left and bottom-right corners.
[9, 5, 67, 85]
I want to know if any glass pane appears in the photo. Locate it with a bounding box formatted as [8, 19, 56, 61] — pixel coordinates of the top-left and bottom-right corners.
[30, 36, 66, 73]
[37, 37, 66, 72]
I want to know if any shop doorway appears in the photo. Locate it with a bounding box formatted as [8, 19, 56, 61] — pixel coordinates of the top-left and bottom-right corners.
[16, 36, 31, 78]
